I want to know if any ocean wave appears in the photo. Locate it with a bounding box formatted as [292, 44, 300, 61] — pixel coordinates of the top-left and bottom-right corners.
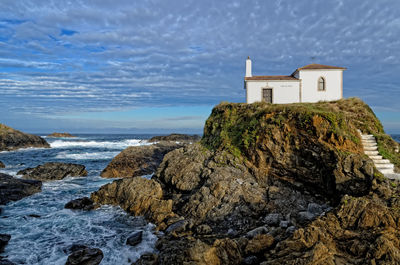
[50, 139, 148, 149]
[55, 151, 120, 160]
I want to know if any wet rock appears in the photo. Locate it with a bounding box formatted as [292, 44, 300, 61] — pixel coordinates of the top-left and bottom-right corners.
[47, 132, 76, 138]
[307, 202, 324, 215]
[126, 231, 143, 247]
[0, 234, 11, 253]
[297, 211, 316, 224]
[63, 244, 87, 254]
[18, 162, 87, 181]
[243, 255, 259, 265]
[100, 142, 184, 178]
[133, 252, 158, 265]
[65, 246, 103, 265]
[0, 173, 42, 205]
[166, 220, 193, 237]
[65, 197, 94, 211]
[27, 214, 41, 218]
[285, 226, 296, 236]
[279, 221, 289, 228]
[0, 161, 4, 168]
[264, 213, 282, 227]
[148, 134, 201, 143]
[246, 226, 269, 238]
[0, 123, 50, 151]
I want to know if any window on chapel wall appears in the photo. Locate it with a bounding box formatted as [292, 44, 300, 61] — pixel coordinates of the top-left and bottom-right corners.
[318, 77, 326, 91]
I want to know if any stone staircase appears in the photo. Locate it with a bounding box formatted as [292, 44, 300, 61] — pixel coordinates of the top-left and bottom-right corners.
[358, 130, 400, 180]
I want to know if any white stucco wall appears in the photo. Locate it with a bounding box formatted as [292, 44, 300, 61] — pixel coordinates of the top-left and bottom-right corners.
[246, 81, 300, 104]
[299, 70, 343, 103]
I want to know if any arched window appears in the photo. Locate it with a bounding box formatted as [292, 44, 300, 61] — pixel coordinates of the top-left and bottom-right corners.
[318, 77, 326, 91]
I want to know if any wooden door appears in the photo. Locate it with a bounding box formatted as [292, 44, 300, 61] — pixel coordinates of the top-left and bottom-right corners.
[262, 88, 272, 103]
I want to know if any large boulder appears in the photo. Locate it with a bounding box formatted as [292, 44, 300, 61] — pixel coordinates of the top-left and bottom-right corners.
[0, 124, 49, 151]
[100, 142, 184, 178]
[91, 177, 174, 229]
[0, 161, 4, 168]
[0, 173, 42, 205]
[47, 132, 76, 138]
[148, 134, 201, 143]
[0, 234, 11, 253]
[126, 231, 143, 246]
[65, 197, 94, 211]
[65, 246, 103, 265]
[17, 162, 87, 181]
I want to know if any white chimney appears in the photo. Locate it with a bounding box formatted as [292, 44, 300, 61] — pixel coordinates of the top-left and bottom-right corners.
[245, 56, 252, 77]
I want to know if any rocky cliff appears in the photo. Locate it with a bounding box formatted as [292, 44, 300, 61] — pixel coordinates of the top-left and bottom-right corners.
[0, 124, 49, 151]
[47, 132, 76, 138]
[91, 98, 400, 265]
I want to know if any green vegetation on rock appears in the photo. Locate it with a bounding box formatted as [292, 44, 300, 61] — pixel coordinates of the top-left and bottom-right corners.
[201, 97, 400, 173]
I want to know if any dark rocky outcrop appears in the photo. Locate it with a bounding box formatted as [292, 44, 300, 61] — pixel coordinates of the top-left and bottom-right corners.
[93, 98, 400, 264]
[0, 173, 42, 205]
[0, 234, 11, 253]
[100, 142, 184, 178]
[0, 161, 4, 168]
[148, 134, 201, 143]
[18, 162, 87, 181]
[47, 132, 76, 138]
[65, 246, 103, 265]
[126, 231, 143, 246]
[91, 177, 174, 228]
[65, 197, 94, 211]
[0, 124, 49, 151]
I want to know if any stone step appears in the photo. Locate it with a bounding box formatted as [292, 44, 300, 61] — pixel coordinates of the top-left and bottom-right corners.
[365, 151, 379, 156]
[373, 159, 392, 164]
[385, 173, 400, 180]
[361, 134, 374, 137]
[376, 164, 394, 169]
[364, 146, 378, 151]
[379, 168, 395, 174]
[362, 142, 377, 146]
[362, 138, 375, 142]
[361, 136, 375, 139]
[369, 155, 383, 160]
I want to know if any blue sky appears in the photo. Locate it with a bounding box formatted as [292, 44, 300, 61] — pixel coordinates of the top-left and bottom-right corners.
[0, 0, 399, 133]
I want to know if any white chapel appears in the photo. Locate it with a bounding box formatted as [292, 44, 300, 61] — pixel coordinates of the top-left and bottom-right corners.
[244, 57, 346, 104]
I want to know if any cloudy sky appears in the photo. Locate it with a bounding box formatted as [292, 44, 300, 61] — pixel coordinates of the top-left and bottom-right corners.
[0, 0, 399, 133]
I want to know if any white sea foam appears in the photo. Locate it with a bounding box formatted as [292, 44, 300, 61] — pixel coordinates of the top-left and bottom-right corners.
[55, 151, 120, 160]
[50, 139, 148, 149]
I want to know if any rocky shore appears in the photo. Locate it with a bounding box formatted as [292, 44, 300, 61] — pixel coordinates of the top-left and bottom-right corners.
[0, 173, 42, 205]
[90, 98, 400, 264]
[47, 132, 76, 138]
[101, 142, 185, 178]
[17, 162, 88, 181]
[0, 124, 49, 151]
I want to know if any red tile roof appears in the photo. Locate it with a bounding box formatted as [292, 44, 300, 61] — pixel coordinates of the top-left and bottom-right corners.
[245, 75, 299, 81]
[297, 63, 347, 70]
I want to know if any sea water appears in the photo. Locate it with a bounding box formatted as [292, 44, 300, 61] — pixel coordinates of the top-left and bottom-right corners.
[0, 134, 158, 265]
